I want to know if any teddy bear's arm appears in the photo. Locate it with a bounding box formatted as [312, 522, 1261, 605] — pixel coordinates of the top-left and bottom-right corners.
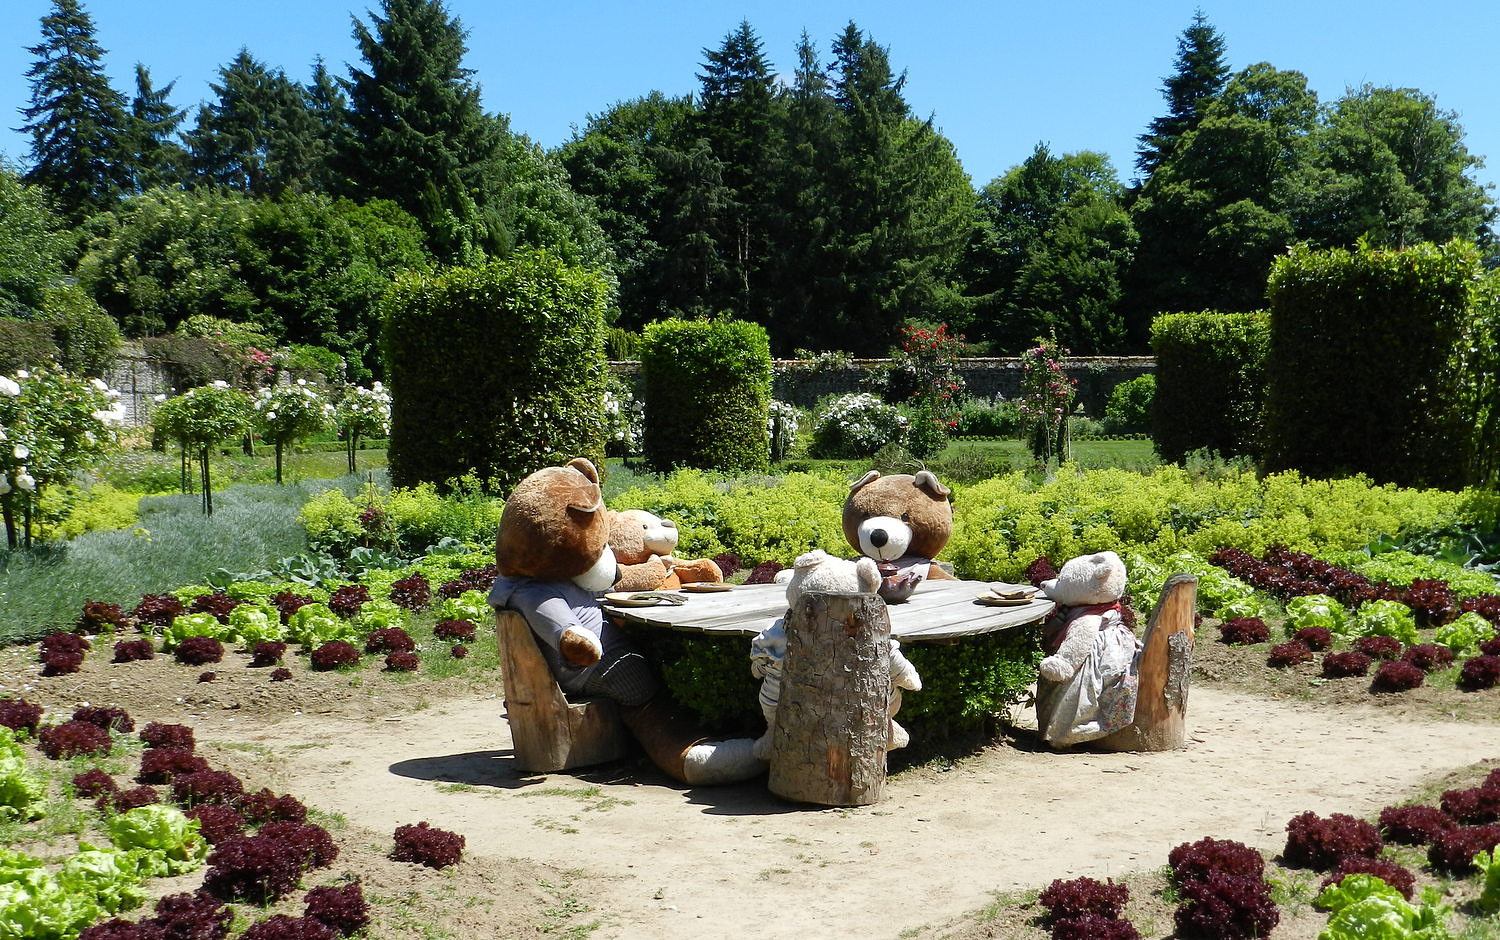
[1038, 614, 1101, 683]
[612, 557, 671, 593]
[525, 592, 603, 667]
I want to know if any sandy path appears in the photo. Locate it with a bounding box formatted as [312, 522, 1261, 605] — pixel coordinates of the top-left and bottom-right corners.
[205, 687, 1497, 939]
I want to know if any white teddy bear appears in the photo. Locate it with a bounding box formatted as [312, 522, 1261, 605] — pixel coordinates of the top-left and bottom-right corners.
[750, 549, 922, 760]
[1034, 550, 1142, 748]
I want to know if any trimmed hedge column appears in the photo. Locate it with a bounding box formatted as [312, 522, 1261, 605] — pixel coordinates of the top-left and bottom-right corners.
[1150, 311, 1269, 464]
[381, 250, 609, 493]
[640, 318, 771, 473]
[1263, 240, 1478, 488]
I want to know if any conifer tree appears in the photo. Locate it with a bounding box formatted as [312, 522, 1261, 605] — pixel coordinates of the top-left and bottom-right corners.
[1134, 10, 1229, 180]
[184, 49, 319, 196]
[18, 0, 130, 221]
[124, 63, 187, 192]
[303, 58, 350, 193]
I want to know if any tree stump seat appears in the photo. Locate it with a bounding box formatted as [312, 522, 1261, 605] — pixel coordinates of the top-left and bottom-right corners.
[494, 609, 631, 773]
[1098, 572, 1197, 752]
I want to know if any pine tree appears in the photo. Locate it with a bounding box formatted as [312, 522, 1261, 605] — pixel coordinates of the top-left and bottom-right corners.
[303, 58, 350, 192]
[19, 0, 130, 221]
[1134, 10, 1229, 180]
[336, 0, 509, 261]
[124, 63, 187, 192]
[184, 49, 319, 196]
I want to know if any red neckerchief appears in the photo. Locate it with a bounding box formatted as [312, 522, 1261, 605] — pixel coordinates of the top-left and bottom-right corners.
[1042, 600, 1123, 654]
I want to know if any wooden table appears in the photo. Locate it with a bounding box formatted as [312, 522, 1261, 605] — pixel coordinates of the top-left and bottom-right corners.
[604, 578, 1054, 642]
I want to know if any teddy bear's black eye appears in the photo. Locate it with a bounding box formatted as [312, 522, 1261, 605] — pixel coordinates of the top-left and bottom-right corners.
[901, 512, 910, 523]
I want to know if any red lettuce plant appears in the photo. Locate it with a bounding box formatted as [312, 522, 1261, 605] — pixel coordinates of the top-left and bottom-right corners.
[1459, 655, 1500, 690]
[1320, 857, 1415, 900]
[131, 593, 185, 628]
[0, 698, 43, 735]
[239, 788, 308, 826]
[203, 834, 305, 903]
[391, 821, 464, 869]
[260, 820, 338, 869]
[1427, 823, 1500, 874]
[1353, 636, 1403, 661]
[451, 644, 469, 659]
[384, 651, 420, 672]
[138, 748, 210, 784]
[310, 641, 360, 671]
[140, 721, 194, 750]
[77, 920, 158, 940]
[112, 638, 155, 663]
[151, 892, 233, 939]
[1038, 875, 1129, 922]
[1292, 627, 1334, 651]
[79, 599, 128, 634]
[712, 552, 741, 579]
[1168, 837, 1265, 884]
[188, 591, 240, 623]
[198, 671, 216, 683]
[433, 619, 477, 642]
[327, 584, 371, 619]
[188, 804, 248, 844]
[1402, 578, 1459, 628]
[270, 590, 314, 624]
[242, 915, 337, 940]
[1401, 643, 1455, 672]
[99, 784, 160, 813]
[745, 561, 783, 585]
[1025, 555, 1059, 586]
[388, 573, 431, 611]
[38, 719, 112, 759]
[1218, 618, 1269, 646]
[1480, 637, 1500, 656]
[1051, 915, 1140, 940]
[74, 705, 133, 732]
[40, 631, 90, 675]
[304, 881, 370, 936]
[1267, 642, 1312, 668]
[365, 627, 415, 654]
[1378, 804, 1455, 845]
[72, 768, 118, 799]
[1172, 870, 1279, 940]
[437, 564, 499, 598]
[1283, 811, 1382, 870]
[251, 640, 287, 666]
[174, 636, 225, 666]
[171, 769, 245, 807]
[1461, 592, 1500, 624]
[1441, 786, 1500, 824]
[1321, 651, 1372, 679]
[270, 667, 293, 681]
[1370, 660, 1425, 693]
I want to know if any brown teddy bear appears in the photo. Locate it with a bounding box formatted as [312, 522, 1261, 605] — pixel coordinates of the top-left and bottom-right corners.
[842, 470, 957, 599]
[488, 458, 762, 785]
[608, 508, 725, 593]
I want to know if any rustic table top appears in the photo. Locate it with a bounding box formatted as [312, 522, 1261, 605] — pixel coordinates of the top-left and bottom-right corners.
[603, 578, 1055, 641]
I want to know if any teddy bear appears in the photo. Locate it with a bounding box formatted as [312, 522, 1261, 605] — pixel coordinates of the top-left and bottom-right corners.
[842, 470, 958, 601]
[488, 457, 763, 785]
[1033, 550, 1143, 748]
[749, 549, 922, 760]
[608, 508, 725, 593]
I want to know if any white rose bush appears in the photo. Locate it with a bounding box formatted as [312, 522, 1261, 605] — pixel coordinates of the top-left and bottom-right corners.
[253, 381, 334, 484]
[151, 382, 252, 515]
[0, 367, 124, 547]
[333, 383, 392, 474]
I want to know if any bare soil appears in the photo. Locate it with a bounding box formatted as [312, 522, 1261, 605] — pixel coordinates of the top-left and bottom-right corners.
[2, 631, 1497, 939]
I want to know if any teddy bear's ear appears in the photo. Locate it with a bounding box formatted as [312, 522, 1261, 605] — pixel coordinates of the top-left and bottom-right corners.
[848, 470, 880, 495]
[913, 470, 951, 500]
[566, 457, 600, 484]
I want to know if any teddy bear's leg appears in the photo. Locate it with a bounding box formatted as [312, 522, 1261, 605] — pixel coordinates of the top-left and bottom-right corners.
[668, 558, 724, 585]
[752, 702, 776, 761]
[619, 698, 765, 785]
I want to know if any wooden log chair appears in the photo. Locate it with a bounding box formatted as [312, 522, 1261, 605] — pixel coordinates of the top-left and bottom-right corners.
[1098, 572, 1198, 752]
[493, 609, 631, 773]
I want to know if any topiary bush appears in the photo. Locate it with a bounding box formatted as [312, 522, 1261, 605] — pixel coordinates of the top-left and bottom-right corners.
[1101, 373, 1155, 436]
[640, 318, 772, 473]
[382, 250, 610, 494]
[1149, 311, 1268, 464]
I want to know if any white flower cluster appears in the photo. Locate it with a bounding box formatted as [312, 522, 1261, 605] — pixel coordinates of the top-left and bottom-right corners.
[767, 400, 801, 459]
[0, 369, 122, 498]
[811, 393, 906, 456]
[335, 383, 392, 439]
[603, 386, 645, 454]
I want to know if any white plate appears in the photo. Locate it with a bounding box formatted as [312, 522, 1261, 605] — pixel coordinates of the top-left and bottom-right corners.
[681, 582, 733, 593]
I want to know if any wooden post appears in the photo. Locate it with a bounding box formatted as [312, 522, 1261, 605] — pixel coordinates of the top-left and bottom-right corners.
[768, 591, 891, 806]
[1098, 573, 1197, 752]
[494, 610, 630, 772]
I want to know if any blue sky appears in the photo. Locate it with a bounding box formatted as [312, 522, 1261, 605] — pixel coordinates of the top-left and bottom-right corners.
[4, 1, 1498, 195]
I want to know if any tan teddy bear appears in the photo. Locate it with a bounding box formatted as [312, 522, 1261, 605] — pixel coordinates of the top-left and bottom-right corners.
[608, 508, 725, 593]
[842, 470, 958, 600]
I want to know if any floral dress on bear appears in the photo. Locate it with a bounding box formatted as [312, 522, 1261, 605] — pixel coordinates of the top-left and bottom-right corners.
[1034, 602, 1142, 747]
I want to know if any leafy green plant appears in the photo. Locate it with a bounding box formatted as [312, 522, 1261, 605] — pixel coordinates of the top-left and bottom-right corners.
[1349, 600, 1420, 646]
[641, 318, 772, 473]
[1315, 874, 1452, 939]
[809, 393, 905, 459]
[1284, 595, 1350, 637]
[1102, 374, 1155, 435]
[1150, 311, 1269, 464]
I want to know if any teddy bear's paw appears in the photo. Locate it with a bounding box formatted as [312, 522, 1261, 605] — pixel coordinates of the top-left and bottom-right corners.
[559, 629, 603, 667]
[890, 655, 922, 692]
[683, 738, 766, 785]
[888, 720, 910, 751]
[751, 731, 773, 761]
[1038, 655, 1074, 682]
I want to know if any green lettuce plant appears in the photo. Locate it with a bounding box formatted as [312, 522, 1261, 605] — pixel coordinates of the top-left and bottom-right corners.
[1349, 600, 1420, 646]
[105, 804, 207, 877]
[1432, 612, 1493, 656]
[1284, 594, 1350, 637]
[1315, 874, 1452, 939]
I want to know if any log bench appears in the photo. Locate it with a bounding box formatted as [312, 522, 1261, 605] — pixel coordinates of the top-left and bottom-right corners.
[494, 609, 631, 773]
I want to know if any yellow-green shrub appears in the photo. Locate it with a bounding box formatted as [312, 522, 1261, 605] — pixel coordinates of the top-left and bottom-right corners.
[45, 483, 141, 539]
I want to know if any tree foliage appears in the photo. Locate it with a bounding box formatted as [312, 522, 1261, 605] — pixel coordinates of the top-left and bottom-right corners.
[0, 168, 71, 317]
[1135, 11, 1230, 179]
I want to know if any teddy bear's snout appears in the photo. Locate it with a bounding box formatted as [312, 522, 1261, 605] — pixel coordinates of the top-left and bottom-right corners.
[857, 516, 912, 561]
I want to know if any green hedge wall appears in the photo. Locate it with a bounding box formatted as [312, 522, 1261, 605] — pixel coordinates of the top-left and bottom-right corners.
[1263, 240, 1478, 489]
[0, 318, 58, 375]
[381, 250, 609, 494]
[640, 318, 771, 473]
[1150, 311, 1269, 464]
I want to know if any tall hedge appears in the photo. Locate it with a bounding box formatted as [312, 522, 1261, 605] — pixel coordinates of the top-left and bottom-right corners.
[1263, 240, 1478, 489]
[1150, 311, 1269, 464]
[382, 250, 609, 493]
[640, 318, 771, 473]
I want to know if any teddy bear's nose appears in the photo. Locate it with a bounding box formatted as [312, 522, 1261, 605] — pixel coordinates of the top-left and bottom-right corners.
[869, 529, 888, 548]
